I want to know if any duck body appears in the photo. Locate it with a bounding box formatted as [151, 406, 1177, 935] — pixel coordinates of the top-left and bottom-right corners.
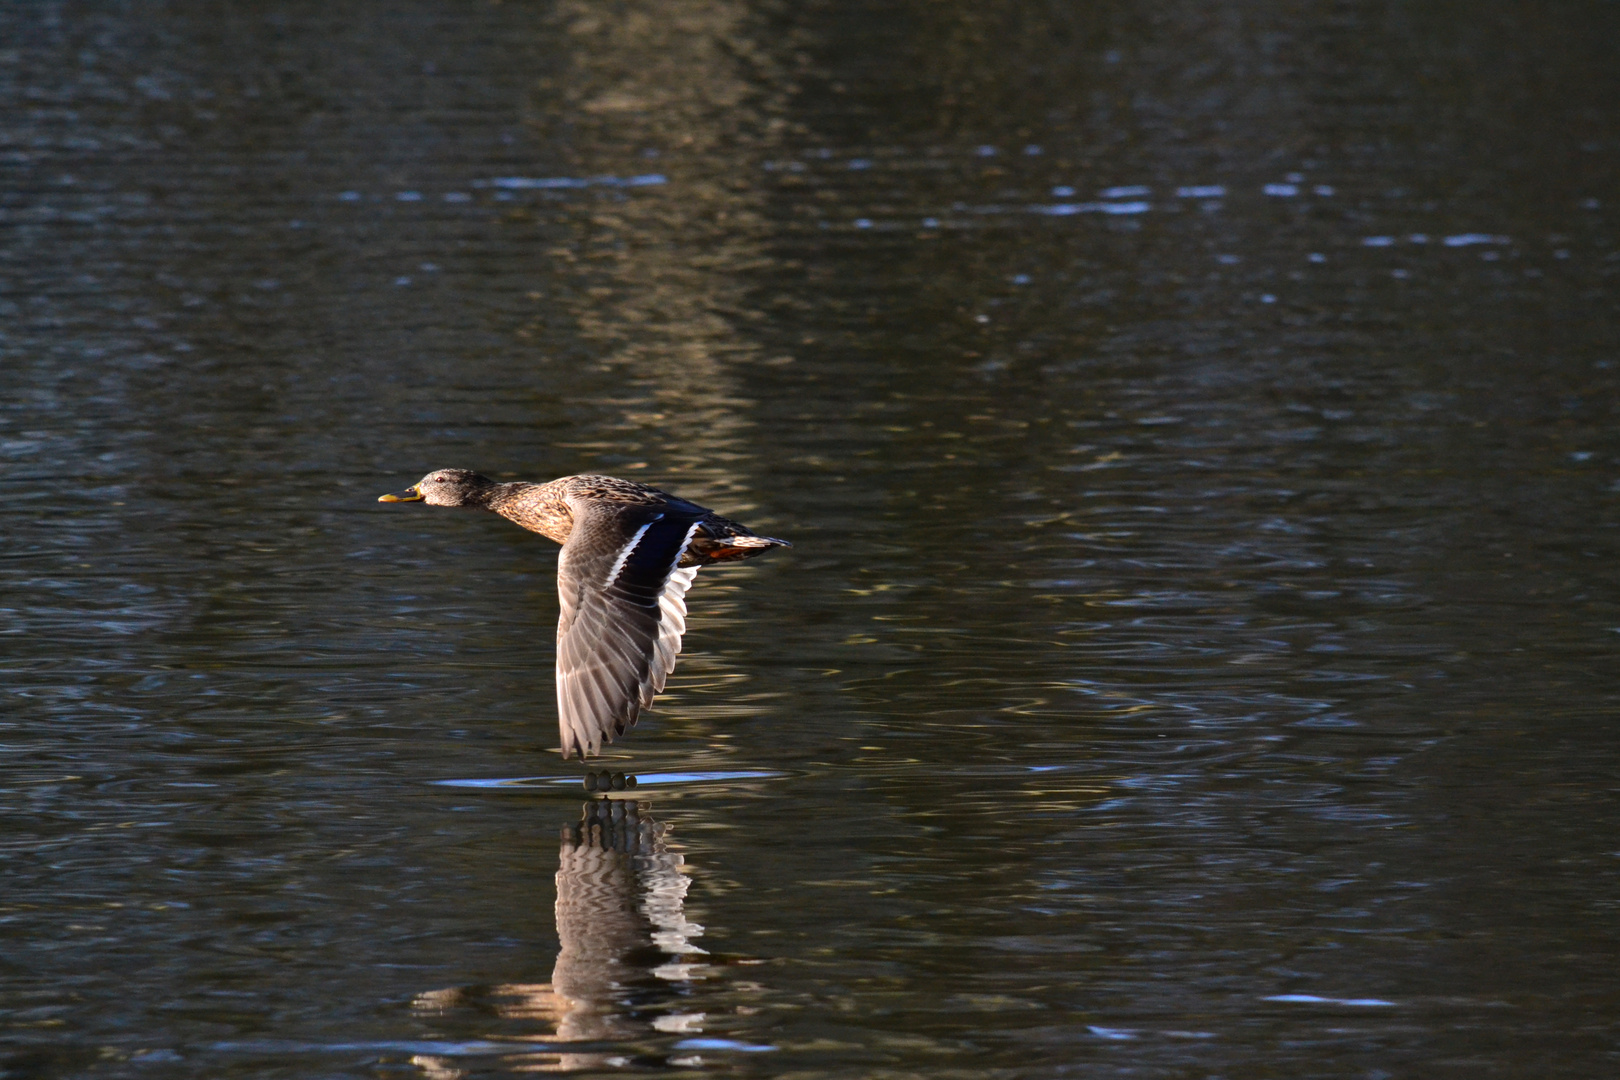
[485, 473, 783, 568]
[379, 468, 788, 759]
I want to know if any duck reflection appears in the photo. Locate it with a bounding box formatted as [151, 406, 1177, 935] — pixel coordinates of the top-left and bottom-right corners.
[410, 789, 712, 1075]
[553, 796, 709, 1034]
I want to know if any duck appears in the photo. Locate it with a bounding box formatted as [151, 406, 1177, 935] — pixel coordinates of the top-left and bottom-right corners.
[379, 469, 789, 759]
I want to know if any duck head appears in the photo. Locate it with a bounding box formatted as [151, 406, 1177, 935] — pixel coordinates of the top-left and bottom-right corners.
[378, 469, 499, 508]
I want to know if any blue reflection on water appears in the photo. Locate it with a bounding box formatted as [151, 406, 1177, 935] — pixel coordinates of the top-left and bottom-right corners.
[673, 1037, 778, 1052]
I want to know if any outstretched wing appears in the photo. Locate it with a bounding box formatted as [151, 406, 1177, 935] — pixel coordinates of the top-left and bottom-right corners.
[555, 501, 704, 759]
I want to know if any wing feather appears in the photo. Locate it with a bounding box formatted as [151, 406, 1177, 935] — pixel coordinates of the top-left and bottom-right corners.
[555, 504, 703, 758]
[649, 566, 698, 698]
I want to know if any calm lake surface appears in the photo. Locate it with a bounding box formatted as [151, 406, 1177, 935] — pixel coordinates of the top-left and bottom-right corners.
[3, 1, 1619, 1076]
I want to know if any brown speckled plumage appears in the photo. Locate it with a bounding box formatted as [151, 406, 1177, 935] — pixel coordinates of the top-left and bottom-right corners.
[379, 468, 789, 759]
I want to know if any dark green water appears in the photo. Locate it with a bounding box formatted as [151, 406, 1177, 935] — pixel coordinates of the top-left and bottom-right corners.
[3, 1, 1619, 1076]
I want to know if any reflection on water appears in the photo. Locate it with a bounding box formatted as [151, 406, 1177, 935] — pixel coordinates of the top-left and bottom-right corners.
[529, 0, 786, 501]
[410, 793, 753, 1076]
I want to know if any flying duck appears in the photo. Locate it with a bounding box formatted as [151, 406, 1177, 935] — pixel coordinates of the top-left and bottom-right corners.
[379, 469, 789, 759]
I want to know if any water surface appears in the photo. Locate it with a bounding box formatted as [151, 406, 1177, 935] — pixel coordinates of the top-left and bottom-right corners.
[3, 1, 1619, 1076]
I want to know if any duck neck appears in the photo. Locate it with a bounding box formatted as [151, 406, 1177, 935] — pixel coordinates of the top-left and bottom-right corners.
[483, 482, 532, 513]
[487, 480, 573, 544]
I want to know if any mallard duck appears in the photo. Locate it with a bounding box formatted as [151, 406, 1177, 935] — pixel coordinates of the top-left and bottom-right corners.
[379, 469, 789, 759]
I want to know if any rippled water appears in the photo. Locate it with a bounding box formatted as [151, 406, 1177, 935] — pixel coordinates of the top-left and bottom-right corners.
[4, 1, 1619, 1077]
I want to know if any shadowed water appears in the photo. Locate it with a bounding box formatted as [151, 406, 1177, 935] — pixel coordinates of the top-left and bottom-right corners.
[2, 1, 1619, 1077]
